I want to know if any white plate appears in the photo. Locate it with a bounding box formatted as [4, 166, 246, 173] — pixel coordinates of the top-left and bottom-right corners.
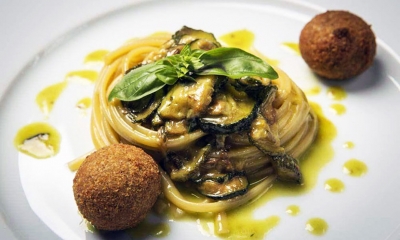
[1, 0, 400, 239]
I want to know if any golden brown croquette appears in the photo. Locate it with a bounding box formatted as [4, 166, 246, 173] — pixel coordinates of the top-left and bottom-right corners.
[299, 10, 376, 80]
[73, 143, 161, 231]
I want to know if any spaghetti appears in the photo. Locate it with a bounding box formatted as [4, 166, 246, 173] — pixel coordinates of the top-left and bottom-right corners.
[69, 27, 318, 228]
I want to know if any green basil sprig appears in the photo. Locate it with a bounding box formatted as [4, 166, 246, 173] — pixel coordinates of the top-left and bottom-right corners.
[108, 45, 278, 102]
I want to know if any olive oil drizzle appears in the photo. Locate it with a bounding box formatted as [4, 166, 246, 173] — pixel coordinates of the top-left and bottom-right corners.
[282, 42, 300, 55]
[220, 29, 255, 50]
[306, 218, 328, 235]
[329, 103, 346, 115]
[327, 86, 347, 101]
[15, 50, 104, 158]
[286, 205, 300, 216]
[36, 81, 68, 116]
[14, 122, 61, 159]
[76, 97, 92, 110]
[84, 49, 109, 63]
[343, 141, 355, 149]
[66, 70, 99, 83]
[343, 159, 368, 177]
[324, 178, 345, 193]
[305, 86, 322, 96]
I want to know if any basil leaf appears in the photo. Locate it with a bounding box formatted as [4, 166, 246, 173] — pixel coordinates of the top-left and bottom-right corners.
[108, 63, 167, 101]
[108, 45, 279, 102]
[197, 48, 278, 79]
[155, 65, 178, 84]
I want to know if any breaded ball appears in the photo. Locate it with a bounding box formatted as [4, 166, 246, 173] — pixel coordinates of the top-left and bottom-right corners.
[73, 143, 161, 231]
[299, 10, 376, 80]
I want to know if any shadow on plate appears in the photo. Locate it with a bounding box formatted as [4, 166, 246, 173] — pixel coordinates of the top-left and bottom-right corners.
[315, 58, 385, 92]
[86, 230, 132, 240]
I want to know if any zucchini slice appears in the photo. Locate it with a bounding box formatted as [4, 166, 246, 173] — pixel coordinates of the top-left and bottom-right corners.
[172, 26, 221, 48]
[231, 76, 272, 99]
[248, 86, 282, 155]
[189, 39, 220, 51]
[247, 85, 302, 183]
[271, 154, 302, 183]
[248, 114, 283, 155]
[157, 75, 216, 120]
[168, 144, 211, 182]
[198, 84, 258, 134]
[122, 89, 164, 123]
[197, 173, 249, 200]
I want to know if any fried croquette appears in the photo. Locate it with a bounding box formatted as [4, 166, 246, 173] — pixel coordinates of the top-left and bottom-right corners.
[73, 143, 161, 231]
[299, 10, 376, 80]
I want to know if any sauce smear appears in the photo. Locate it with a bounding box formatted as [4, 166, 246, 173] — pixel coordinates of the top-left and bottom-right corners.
[14, 122, 61, 159]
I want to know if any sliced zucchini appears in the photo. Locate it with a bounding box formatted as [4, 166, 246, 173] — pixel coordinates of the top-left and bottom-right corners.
[231, 78, 276, 103]
[122, 89, 164, 123]
[271, 154, 302, 184]
[248, 86, 282, 155]
[165, 120, 189, 136]
[197, 173, 249, 200]
[193, 171, 228, 184]
[248, 114, 283, 155]
[168, 144, 211, 182]
[172, 26, 221, 48]
[198, 84, 258, 134]
[121, 93, 152, 113]
[189, 39, 220, 51]
[157, 75, 216, 120]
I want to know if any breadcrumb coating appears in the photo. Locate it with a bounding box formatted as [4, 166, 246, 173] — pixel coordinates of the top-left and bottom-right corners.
[299, 10, 376, 80]
[73, 143, 161, 230]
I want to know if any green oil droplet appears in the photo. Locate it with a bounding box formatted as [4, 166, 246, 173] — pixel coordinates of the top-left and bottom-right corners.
[84, 49, 109, 63]
[36, 81, 68, 115]
[305, 86, 321, 96]
[324, 178, 345, 193]
[343, 159, 368, 177]
[282, 42, 300, 55]
[343, 141, 355, 149]
[14, 122, 61, 159]
[220, 29, 255, 50]
[327, 86, 347, 101]
[286, 205, 300, 216]
[76, 97, 92, 110]
[306, 218, 328, 235]
[329, 103, 346, 115]
[66, 70, 99, 82]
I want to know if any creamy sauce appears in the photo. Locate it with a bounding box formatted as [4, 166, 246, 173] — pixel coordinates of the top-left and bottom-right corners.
[329, 103, 346, 115]
[36, 81, 68, 115]
[14, 122, 61, 159]
[327, 86, 347, 101]
[66, 70, 98, 83]
[343, 159, 368, 177]
[286, 205, 300, 216]
[305, 218, 328, 235]
[84, 49, 109, 63]
[324, 178, 345, 193]
[343, 141, 355, 149]
[282, 42, 300, 55]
